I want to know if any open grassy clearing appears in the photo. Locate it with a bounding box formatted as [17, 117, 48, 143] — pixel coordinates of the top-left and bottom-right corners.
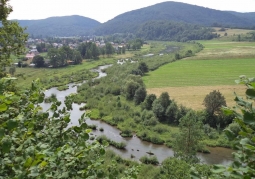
[144, 40, 255, 110]
[213, 27, 254, 37]
[143, 58, 255, 88]
[189, 40, 255, 60]
[147, 85, 246, 110]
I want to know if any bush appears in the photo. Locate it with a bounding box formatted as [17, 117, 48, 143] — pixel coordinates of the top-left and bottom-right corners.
[88, 124, 97, 130]
[121, 128, 133, 137]
[140, 156, 159, 165]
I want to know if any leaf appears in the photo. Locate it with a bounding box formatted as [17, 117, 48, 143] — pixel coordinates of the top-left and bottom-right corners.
[0, 128, 4, 138]
[240, 138, 250, 145]
[24, 157, 33, 168]
[243, 112, 255, 125]
[38, 95, 44, 103]
[244, 144, 255, 150]
[7, 120, 18, 130]
[53, 112, 59, 118]
[246, 89, 255, 99]
[222, 107, 234, 116]
[0, 103, 7, 112]
[1, 138, 12, 153]
[212, 165, 226, 173]
[81, 133, 89, 140]
[80, 123, 87, 129]
[224, 129, 235, 140]
[100, 148, 105, 155]
[63, 115, 70, 123]
[73, 126, 81, 133]
[40, 161, 48, 168]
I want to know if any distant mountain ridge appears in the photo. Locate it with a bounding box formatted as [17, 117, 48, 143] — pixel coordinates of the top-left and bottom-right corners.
[16, 15, 101, 37]
[95, 1, 255, 35]
[14, 2, 255, 37]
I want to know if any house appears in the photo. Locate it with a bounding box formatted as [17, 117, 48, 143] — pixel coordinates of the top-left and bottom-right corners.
[25, 53, 35, 60]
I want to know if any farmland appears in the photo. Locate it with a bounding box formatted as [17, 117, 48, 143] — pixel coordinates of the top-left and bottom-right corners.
[144, 40, 255, 110]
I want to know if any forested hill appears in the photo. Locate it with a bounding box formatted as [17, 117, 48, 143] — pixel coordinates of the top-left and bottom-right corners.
[136, 21, 218, 41]
[95, 1, 255, 35]
[227, 11, 255, 24]
[16, 15, 101, 37]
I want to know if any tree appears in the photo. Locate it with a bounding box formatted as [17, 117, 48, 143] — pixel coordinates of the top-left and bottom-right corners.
[125, 80, 140, 100]
[165, 100, 178, 124]
[8, 65, 16, 76]
[72, 50, 82, 64]
[134, 87, 147, 105]
[105, 42, 114, 57]
[143, 94, 156, 110]
[173, 111, 204, 163]
[0, 0, 28, 77]
[122, 46, 126, 54]
[32, 55, 45, 67]
[203, 90, 226, 116]
[160, 157, 191, 179]
[138, 62, 148, 74]
[91, 43, 100, 59]
[152, 99, 165, 119]
[159, 92, 171, 112]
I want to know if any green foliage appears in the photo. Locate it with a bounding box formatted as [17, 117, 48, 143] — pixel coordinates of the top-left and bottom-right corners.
[77, 42, 100, 59]
[160, 157, 191, 179]
[142, 94, 156, 110]
[137, 21, 218, 41]
[212, 76, 255, 178]
[134, 87, 147, 105]
[32, 55, 45, 67]
[0, 78, 110, 178]
[139, 156, 159, 165]
[0, 0, 27, 77]
[173, 111, 204, 163]
[97, 135, 127, 149]
[203, 90, 227, 116]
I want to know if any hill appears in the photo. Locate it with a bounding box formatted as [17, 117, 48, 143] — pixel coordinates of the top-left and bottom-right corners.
[227, 11, 255, 24]
[95, 1, 255, 35]
[16, 15, 101, 37]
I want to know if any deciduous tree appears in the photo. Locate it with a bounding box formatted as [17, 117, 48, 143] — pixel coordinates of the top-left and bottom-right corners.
[203, 90, 226, 116]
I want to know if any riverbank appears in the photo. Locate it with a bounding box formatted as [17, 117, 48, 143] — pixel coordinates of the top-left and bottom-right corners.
[40, 64, 233, 165]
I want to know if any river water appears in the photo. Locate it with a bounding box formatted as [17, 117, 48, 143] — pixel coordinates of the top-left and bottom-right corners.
[41, 65, 234, 165]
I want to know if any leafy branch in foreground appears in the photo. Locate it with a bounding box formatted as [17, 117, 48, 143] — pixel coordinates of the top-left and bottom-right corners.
[191, 76, 255, 178]
[0, 78, 136, 178]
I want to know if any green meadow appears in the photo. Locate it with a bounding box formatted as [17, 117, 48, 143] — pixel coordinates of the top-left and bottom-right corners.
[144, 40, 255, 88]
[143, 39, 255, 109]
[143, 58, 255, 88]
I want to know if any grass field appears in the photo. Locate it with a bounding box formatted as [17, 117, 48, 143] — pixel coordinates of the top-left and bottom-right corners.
[144, 39, 255, 110]
[213, 27, 254, 37]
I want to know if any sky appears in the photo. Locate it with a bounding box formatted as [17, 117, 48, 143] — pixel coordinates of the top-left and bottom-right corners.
[8, 0, 255, 23]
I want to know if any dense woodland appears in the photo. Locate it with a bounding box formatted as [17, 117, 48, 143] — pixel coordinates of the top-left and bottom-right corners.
[136, 21, 218, 41]
[17, 15, 100, 37]
[94, 1, 255, 35]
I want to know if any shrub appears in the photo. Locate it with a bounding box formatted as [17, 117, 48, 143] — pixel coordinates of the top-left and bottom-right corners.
[140, 156, 159, 165]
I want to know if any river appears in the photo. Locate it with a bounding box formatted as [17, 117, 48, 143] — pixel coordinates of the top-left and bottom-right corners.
[41, 65, 234, 165]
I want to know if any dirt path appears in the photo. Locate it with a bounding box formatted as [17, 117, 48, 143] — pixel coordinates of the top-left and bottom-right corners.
[147, 85, 247, 110]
